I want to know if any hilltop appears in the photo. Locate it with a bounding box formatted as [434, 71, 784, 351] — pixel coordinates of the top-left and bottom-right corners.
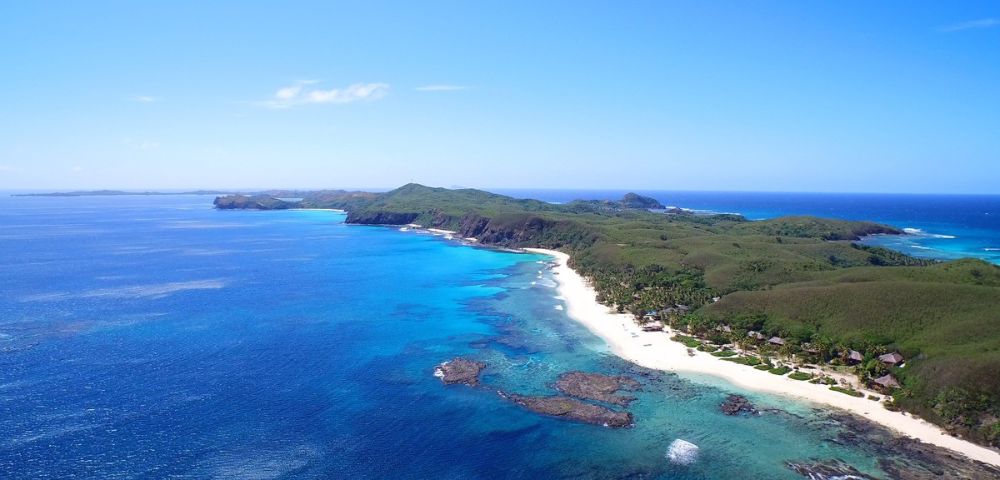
[213, 184, 1000, 447]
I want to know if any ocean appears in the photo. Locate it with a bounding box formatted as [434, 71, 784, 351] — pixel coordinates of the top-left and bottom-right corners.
[1, 192, 997, 478]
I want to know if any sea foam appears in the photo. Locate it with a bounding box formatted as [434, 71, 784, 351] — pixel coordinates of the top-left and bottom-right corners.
[666, 439, 699, 465]
[903, 227, 956, 239]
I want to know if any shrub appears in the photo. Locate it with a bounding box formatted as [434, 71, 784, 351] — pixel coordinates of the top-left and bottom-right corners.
[671, 335, 702, 349]
[830, 386, 865, 397]
[769, 366, 792, 375]
[788, 372, 813, 381]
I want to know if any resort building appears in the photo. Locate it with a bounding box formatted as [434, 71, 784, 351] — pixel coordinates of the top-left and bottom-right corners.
[847, 350, 864, 364]
[874, 374, 901, 389]
[878, 352, 904, 366]
[641, 321, 664, 332]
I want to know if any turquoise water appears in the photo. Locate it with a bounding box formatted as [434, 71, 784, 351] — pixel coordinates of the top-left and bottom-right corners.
[0, 195, 975, 478]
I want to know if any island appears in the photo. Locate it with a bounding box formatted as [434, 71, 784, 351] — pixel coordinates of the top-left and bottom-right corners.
[212, 184, 1000, 456]
[13, 189, 235, 197]
[435, 358, 486, 386]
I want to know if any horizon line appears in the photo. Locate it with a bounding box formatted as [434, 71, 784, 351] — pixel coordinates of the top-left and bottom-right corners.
[3, 185, 1000, 197]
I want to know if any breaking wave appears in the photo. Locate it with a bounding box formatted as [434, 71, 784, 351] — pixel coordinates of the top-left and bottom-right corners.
[666, 439, 699, 466]
[902, 227, 956, 239]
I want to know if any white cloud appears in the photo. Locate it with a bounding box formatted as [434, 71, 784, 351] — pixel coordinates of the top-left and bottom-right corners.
[416, 84, 470, 92]
[132, 95, 158, 103]
[257, 81, 389, 108]
[0, 164, 18, 173]
[275, 85, 302, 100]
[939, 18, 1000, 32]
[72, 166, 84, 173]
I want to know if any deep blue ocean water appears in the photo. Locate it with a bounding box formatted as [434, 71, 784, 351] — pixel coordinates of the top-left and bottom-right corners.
[1, 192, 997, 479]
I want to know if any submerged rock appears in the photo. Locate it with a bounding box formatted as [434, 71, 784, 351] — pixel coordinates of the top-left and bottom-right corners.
[555, 371, 641, 406]
[786, 459, 878, 479]
[435, 358, 486, 386]
[720, 394, 758, 416]
[666, 439, 700, 466]
[828, 412, 1000, 479]
[501, 393, 633, 428]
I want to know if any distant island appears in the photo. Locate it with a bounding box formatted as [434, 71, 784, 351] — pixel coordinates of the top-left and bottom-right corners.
[213, 184, 1000, 452]
[13, 190, 236, 197]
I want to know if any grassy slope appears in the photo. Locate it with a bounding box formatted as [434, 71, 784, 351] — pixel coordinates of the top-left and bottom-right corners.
[702, 260, 1000, 432]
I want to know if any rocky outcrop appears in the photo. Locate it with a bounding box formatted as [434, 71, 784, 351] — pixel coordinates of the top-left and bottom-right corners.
[435, 358, 486, 386]
[828, 412, 1000, 479]
[501, 393, 633, 428]
[555, 372, 640, 407]
[786, 459, 878, 479]
[455, 214, 555, 247]
[620, 192, 665, 210]
[720, 394, 758, 416]
[345, 210, 420, 226]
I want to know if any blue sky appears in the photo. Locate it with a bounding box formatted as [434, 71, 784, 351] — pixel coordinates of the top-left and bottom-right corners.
[1, 1, 998, 193]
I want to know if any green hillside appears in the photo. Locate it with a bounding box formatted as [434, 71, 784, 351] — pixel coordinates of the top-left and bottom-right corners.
[214, 184, 1000, 447]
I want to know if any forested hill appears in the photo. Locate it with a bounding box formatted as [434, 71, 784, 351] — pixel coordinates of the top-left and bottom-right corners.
[214, 184, 1000, 448]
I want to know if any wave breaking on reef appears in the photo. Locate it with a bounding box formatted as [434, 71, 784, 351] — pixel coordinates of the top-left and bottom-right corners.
[902, 227, 956, 239]
[666, 439, 699, 466]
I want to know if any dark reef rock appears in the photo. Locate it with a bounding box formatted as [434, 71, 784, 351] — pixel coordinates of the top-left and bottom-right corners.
[435, 358, 486, 386]
[501, 392, 633, 428]
[786, 459, 879, 479]
[720, 394, 758, 416]
[555, 371, 640, 407]
[827, 412, 1000, 480]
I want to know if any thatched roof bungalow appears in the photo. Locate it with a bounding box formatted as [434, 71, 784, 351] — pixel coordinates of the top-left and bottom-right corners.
[874, 374, 900, 389]
[847, 350, 864, 364]
[878, 352, 904, 365]
[768, 336, 785, 346]
[642, 321, 664, 332]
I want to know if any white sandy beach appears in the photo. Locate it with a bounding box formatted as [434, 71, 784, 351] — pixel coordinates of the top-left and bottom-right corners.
[524, 248, 1000, 467]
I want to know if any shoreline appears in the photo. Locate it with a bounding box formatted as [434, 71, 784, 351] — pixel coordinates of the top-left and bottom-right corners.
[523, 247, 1000, 468]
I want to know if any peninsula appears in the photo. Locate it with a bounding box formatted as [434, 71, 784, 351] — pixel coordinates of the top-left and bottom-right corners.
[213, 184, 1000, 457]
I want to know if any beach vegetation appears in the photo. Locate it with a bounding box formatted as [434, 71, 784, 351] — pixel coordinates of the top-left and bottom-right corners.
[768, 366, 792, 375]
[830, 386, 865, 397]
[671, 335, 702, 349]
